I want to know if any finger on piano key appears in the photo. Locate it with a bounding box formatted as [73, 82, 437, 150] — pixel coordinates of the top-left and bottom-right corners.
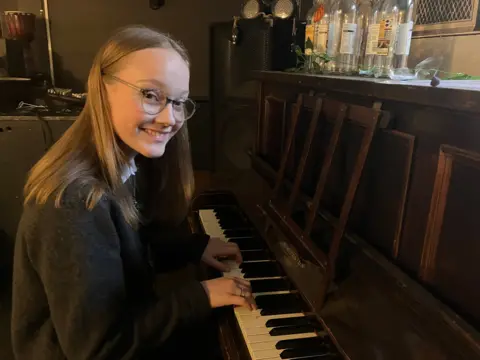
[235, 294, 300, 321]
[222, 260, 240, 270]
[200, 208, 340, 359]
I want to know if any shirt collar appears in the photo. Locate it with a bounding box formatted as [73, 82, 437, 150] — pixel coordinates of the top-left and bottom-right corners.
[121, 158, 137, 183]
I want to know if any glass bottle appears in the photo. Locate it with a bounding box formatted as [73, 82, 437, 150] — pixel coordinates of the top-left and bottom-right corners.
[360, 0, 381, 76]
[372, 0, 400, 78]
[393, 0, 415, 70]
[337, 0, 364, 74]
[313, 1, 329, 71]
[304, 0, 319, 72]
[324, 0, 342, 73]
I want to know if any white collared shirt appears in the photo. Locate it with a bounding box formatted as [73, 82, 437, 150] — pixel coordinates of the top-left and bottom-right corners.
[121, 158, 137, 183]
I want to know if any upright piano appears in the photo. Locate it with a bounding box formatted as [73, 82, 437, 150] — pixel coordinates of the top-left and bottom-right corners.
[189, 71, 480, 360]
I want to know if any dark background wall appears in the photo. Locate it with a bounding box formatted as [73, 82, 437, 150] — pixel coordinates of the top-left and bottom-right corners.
[6, 0, 314, 94]
[0, 0, 17, 14]
[44, 0, 243, 96]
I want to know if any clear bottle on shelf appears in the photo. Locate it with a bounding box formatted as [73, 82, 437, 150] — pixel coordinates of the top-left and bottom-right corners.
[304, 0, 320, 72]
[337, 0, 365, 74]
[360, 0, 381, 76]
[312, 1, 329, 71]
[393, 0, 415, 70]
[324, 0, 342, 73]
[372, 0, 400, 78]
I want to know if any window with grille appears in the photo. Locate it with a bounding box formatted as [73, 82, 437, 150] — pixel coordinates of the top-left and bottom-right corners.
[414, 0, 479, 36]
[416, 0, 474, 25]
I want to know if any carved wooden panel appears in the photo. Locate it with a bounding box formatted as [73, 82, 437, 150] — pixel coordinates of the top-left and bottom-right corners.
[420, 145, 480, 327]
[349, 130, 415, 258]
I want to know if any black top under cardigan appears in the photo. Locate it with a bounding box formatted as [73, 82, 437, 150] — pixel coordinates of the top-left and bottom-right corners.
[10, 180, 211, 360]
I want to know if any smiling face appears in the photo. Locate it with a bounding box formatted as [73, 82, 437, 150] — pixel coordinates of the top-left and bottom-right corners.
[105, 47, 190, 158]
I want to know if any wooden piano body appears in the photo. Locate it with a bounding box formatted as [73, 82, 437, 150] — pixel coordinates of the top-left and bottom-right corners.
[190, 71, 480, 360]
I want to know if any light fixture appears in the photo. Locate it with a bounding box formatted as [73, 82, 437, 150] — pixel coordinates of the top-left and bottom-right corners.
[240, 0, 261, 19]
[271, 0, 295, 19]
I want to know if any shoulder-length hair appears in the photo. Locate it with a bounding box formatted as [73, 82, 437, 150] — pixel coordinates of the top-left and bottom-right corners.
[23, 25, 194, 228]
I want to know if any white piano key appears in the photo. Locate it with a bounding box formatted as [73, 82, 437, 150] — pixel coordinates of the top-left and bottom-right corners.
[253, 348, 288, 359]
[248, 332, 318, 344]
[253, 290, 293, 297]
[243, 326, 271, 336]
[237, 311, 305, 322]
[249, 333, 322, 352]
[239, 313, 305, 328]
[200, 207, 324, 360]
[198, 209, 215, 222]
[199, 210, 225, 237]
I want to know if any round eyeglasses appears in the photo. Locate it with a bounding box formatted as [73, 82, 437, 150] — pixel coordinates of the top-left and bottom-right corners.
[104, 73, 196, 121]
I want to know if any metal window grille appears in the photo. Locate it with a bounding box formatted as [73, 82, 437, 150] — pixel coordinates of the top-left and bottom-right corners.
[416, 0, 475, 25]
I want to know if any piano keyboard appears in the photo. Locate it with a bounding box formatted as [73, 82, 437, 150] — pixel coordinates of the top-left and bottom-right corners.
[199, 207, 341, 360]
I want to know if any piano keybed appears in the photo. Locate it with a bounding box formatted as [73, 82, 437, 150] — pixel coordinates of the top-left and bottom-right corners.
[199, 206, 342, 360]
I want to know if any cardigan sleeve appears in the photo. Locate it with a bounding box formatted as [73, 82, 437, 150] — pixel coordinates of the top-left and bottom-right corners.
[139, 222, 210, 272]
[22, 198, 211, 359]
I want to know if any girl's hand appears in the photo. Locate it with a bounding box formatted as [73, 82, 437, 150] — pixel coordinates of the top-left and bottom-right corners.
[201, 237, 242, 272]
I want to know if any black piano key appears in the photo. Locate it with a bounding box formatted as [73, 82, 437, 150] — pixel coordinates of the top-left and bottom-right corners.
[217, 218, 248, 230]
[229, 238, 265, 251]
[255, 293, 299, 307]
[280, 346, 332, 359]
[223, 229, 255, 238]
[260, 306, 302, 316]
[266, 315, 319, 328]
[275, 336, 329, 350]
[213, 207, 239, 215]
[257, 294, 306, 315]
[218, 220, 247, 230]
[240, 262, 281, 277]
[214, 208, 248, 229]
[241, 250, 271, 262]
[270, 324, 317, 336]
[282, 354, 343, 360]
[250, 278, 290, 293]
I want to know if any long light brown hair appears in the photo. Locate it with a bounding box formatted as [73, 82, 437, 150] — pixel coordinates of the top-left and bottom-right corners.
[24, 25, 194, 227]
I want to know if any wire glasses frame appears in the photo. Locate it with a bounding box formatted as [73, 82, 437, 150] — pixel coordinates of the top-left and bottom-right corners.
[104, 73, 196, 121]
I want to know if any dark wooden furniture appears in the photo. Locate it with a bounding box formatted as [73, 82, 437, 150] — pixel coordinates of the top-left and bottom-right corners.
[190, 71, 480, 359]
